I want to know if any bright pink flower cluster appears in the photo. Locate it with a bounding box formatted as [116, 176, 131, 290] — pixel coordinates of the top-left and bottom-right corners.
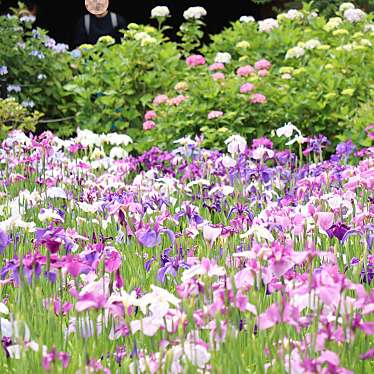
[258, 69, 269, 77]
[168, 95, 188, 106]
[144, 110, 157, 120]
[250, 93, 267, 104]
[240, 83, 255, 93]
[212, 72, 225, 80]
[208, 62, 225, 71]
[208, 110, 224, 119]
[153, 94, 169, 105]
[254, 59, 272, 70]
[186, 54, 206, 66]
[143, 120, 156, 131]
[236, 65, 255, 77]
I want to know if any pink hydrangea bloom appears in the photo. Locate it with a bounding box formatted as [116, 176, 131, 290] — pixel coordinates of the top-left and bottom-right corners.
[208, 110, 224, 120]
[236, 65, 255, 77]
[144, 110, 157, 120]
[153, 95, 169, 105]
[255, 59, 272, 70]
[143, 120, 156, 131]
[186, 54, 206, 66]
[208, 62, 225, 71]
[168, 95, 188, 106]
[258, 69, 269, 77]
[212, 72, 225, 80]
[250, 93, 267, 104]
[240, 83, 255, 93]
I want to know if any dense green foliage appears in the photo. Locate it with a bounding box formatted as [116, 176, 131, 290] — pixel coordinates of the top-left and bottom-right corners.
[0, 2, 373, 152]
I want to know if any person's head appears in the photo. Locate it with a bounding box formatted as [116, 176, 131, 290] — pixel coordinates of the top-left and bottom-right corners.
[85, 0, 109, 17]
[24, 0, 38, 16]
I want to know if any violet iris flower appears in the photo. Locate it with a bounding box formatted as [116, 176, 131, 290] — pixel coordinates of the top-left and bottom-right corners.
[0, 229, 10, 254]
[326, 223, 350, 241]
[157, 252, 190, 283]
[174, 205, 203, 225]
[137, 227, 175, 248]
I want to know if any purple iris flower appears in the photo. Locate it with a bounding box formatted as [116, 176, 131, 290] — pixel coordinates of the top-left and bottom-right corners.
[137, 227, 175, 248]
[361, 348, 374, 360]
[0, 258, 20, 286]
[326, 223, 350, 241]
[44, 271, 57, 283]
[35, 226, 67, 254]
[227, 203, 254, 221]
[115, 345, 126, 364]
[0, 229, 10, 254]
[341, 229, 363, 243]
[174, 205, 203, 225]
[331, 140, 357, 162]
[350, 257, 360, 266]
[157, 255, 189, 283]
[360, 255, 374, 284]
[144, 256, 156, 272]
[367, 234, 374, 252]
[247, 166, 273, 184]
[303, 135, 330, 156]
[130, 339, 138, 358]
[1, 337, 12, 358]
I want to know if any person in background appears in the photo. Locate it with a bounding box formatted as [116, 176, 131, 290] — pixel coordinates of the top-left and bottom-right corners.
[74, 0, 126, 48]
[24, 0, 38, 16]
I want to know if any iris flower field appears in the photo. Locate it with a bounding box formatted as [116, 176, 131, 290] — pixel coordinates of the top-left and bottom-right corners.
[0, 125, 373, 373]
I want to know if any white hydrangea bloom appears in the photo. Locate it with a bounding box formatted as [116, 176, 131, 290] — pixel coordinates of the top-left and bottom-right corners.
[344, 8, 366, 23]
[304, 39, 321, 49]
[341, 43, 354, 51]
[214, 52, 232, 64]
[324, 17, 343, 32]
[151, 6, 170, 18]
[285, 46, 305, 59]
[285, 9, 304, 20]
[339, 2, 355, 12]
[360, 38, 372, 47]
[363, 24, 374, 32]
[183, 7, 207, 20]
[240, 15, 255, 23]
[281, 73, 292, 80]
[258, 18, 279, 32]
[134, 32, 151, 41]
[307, 11, 318, 21]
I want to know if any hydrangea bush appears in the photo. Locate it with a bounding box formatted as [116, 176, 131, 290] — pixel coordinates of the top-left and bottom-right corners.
[62, 25, 183, 144]
[0, 3, 373, 152]
[0, 13, 74, 130]
[63, 3, 373, 152]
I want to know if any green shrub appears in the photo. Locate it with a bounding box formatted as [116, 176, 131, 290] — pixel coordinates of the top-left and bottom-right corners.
[0, 11, 75, 132]
[62, 25, 184, 152]
[0, 2, 372, 151]
[0, 97, 43, 138]
[144, 4, 373, 150]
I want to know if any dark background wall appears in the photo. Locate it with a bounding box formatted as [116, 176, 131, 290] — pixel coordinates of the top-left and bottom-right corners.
[0, 1, 280, 48]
